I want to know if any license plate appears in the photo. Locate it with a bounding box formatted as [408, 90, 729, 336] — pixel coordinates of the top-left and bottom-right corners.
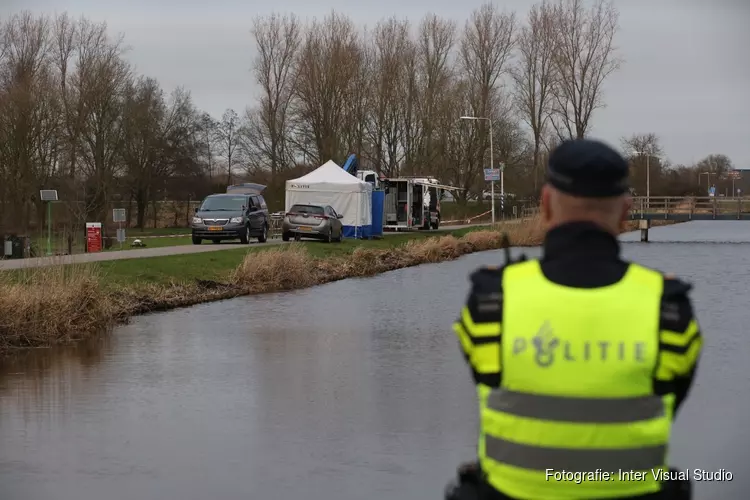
[208, 226, 222, 231]
[298, 226, 312, 231]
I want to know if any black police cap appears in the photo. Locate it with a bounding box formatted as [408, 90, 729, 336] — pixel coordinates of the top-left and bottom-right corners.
[546, 139, 629, 198]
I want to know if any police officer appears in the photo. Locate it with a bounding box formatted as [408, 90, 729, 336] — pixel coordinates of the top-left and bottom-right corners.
[448, 139, 702, 500]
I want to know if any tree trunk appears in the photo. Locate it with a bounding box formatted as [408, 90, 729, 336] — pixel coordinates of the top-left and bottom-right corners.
[135, 188, 147, 229]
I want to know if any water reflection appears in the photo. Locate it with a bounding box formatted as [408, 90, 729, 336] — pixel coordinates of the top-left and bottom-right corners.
[0, 221, 748, 499]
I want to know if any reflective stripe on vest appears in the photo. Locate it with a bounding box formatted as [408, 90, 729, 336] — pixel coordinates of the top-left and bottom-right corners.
[481, 260, 670, 499]
[485, 389, 667, 472]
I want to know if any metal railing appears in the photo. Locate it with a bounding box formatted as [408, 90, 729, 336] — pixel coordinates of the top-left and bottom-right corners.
[630, 196, 750, 219]
[517, 196, 750, 221]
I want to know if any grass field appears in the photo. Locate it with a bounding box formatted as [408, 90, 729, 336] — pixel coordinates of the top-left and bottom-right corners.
[27, 227, 192, 256]
[82, 226, 489, 287]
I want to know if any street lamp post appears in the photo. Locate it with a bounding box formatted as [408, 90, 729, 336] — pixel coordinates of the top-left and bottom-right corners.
[460, 115, 499, 224]
[633, 149, 657, 209]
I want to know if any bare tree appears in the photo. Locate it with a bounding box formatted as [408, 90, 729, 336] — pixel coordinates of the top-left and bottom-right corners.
[0, 12, 57, 230]
[77, 36, 131, 224]
[217, 108, 240, 184]
[197, 112, 218, 180]
[364, 17, 413, 177]
[621, 132, 662, 158]
[0, 8, 664, 239]
[458, 3, 516, 200]
[512, 1, 557, 191]
[292, 11, 363, 165]
[621, 133, 663, 196]
[0, 11, 232, 240]
[460, 3, 516, 115]
[549, 0, 621, 139]
[121, 77, 166, 228]
[412, 14, 456, 175]
[696, 154, 733, 178]
[243, 13, 301, 185]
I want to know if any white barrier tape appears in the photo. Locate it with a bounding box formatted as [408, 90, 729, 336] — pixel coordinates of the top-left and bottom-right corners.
[112, 233, 190, 239]
[442, 210, 493, 225]
[122, 208, 499, 236]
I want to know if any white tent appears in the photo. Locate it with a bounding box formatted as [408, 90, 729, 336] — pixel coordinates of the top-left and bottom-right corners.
[285, 160, 373, 238]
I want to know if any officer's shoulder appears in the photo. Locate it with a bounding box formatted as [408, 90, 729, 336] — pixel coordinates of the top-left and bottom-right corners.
[468, 265, 506, 295]
[657, 274, 696, 331]
[660, 273, 693, 300]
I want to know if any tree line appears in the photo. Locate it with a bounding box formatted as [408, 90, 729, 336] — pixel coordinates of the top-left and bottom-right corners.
[0, 1, 740, 233]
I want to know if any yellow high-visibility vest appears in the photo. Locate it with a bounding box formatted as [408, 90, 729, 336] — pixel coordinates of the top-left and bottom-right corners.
[482, 260, 675, 499]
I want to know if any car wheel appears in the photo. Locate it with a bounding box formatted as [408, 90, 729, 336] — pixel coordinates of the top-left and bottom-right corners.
[294, 233, 301, 242]
[239, 226, 250, 244]
[258, 224, 268, 243]
[192, 236, 202, 245]
[282, 232, 290, 242]
[431, 217, 440, 230]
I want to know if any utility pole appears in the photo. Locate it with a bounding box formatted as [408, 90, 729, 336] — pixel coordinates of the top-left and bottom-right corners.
[461, 115, 500, 224]
[633, 149, 658, 209]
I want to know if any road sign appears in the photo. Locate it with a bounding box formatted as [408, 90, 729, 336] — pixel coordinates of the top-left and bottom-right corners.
[484, 168, 500, 181]
[726, 170, 742, 180]
[39, 189, 58, 201]
[113, 208, 126, 222]
[498, 162, 505, 172]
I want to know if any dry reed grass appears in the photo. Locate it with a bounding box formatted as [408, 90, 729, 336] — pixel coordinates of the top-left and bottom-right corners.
[231, 223, 546, 295]
[231, 243, 319, 292]
[230, 217, 672, 296]
[0, 264, 114, 351]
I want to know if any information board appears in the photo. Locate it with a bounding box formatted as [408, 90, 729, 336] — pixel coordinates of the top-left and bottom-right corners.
[86, 222, 102, 253]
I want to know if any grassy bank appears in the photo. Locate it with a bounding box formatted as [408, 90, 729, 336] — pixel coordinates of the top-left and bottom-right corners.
[0, 217, 673, 352]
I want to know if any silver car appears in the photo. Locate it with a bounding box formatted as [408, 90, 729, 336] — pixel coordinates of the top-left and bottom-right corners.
[282, 204, 344, 242]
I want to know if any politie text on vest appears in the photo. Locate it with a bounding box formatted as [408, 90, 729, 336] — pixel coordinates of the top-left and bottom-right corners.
[512, 321, 648, 367]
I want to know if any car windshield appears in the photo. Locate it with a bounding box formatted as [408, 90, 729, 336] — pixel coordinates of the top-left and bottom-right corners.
[290, 204, 324, 215]
[200, 196, 246, 211]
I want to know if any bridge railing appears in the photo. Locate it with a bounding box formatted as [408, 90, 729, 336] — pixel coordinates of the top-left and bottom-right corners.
[519, 196, 750, 220]
[630, 196, 749, 218]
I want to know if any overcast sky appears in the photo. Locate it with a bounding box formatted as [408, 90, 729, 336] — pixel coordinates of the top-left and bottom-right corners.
[5, 0, 750, 167]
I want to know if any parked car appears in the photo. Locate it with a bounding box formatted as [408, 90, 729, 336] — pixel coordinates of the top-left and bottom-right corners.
[282, 204, 343, 242]
[192, 191, 269, 244]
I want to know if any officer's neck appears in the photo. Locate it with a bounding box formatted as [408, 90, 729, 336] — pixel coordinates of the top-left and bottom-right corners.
[546, 213, 621, 236]
[543, 221, 621, 260]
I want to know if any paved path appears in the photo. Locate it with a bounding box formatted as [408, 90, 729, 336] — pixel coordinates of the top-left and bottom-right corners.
[0, 223, 496, 271]
[0, 242, 274, 270]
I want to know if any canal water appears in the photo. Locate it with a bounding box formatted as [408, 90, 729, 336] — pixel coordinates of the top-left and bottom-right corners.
[1, 221, 748, 500]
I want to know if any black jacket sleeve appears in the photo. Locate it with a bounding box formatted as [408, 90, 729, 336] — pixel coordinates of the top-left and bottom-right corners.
[452, 266, 504, 387]
[657, 277, 703, 414]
